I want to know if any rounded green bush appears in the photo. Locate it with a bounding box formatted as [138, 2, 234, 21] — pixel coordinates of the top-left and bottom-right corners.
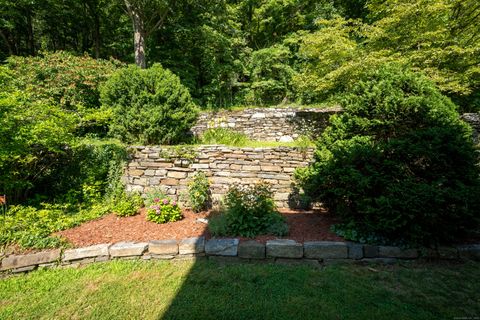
[209, 183, 288, 238]
[297, 64, 480, 246]
[113, 193, 144, 217]
[101, 64, 198, 145]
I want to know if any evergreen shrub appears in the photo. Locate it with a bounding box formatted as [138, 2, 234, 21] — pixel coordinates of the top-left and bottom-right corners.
[101, 64, 198, 145]
[297, 64, 480, 246]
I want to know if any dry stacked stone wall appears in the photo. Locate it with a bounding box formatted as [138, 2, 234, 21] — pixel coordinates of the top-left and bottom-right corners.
[124, 146, 314, 208]
[461, 113, 480, 143]
[191, 106, 341, 142]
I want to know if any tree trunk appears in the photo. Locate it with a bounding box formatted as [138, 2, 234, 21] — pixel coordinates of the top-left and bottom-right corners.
[93, 13, 101, 59]
[133, 18, 146, 68]
[125, 0, 146, 69]
[86, 0, 101, 59]
[26, 9, 35, 55]
[0, 30, 13, 55]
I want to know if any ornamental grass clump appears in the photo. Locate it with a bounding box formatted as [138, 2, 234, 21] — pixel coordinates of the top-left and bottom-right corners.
[146, 197, 182, 224]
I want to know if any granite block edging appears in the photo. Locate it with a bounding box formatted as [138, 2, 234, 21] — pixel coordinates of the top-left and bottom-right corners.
[1, 239, 479, 273]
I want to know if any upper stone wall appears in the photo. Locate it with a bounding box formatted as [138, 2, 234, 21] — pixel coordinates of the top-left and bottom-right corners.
[191, 107, 341, 142]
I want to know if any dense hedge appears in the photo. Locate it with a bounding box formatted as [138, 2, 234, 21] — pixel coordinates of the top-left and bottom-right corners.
[297, 64, 480, 246]
[101, 64, 198, 145]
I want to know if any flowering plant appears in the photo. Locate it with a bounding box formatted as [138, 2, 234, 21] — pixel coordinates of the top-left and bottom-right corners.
[146, 197, 182, 224]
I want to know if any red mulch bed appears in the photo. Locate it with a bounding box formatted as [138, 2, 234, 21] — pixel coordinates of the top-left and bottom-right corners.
[56, 208, 343, 247]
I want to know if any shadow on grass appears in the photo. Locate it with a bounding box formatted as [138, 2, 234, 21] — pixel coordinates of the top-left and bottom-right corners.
[159, 256, 480, 320]
[157, 218, 480, 320]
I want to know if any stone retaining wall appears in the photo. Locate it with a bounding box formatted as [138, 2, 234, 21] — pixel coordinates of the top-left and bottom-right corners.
[2, 239, 479, 273]
[191, 107, 341, 142]
[124, 146, 315, 208]
[462, 113, 480, 143]
[192, 108, 479, 143]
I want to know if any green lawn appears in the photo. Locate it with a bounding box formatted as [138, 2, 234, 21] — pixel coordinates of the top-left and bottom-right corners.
[1, 259, 479, 320]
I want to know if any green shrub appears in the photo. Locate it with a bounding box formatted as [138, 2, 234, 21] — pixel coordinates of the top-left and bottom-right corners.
[297, 64, 480, 246]
[0, 89, 76, 203]
[146, 197, 182, 224]
[0, 67, 127, 204]
[200, 128, 249, 146]
[51, 139, 127, 205]
[101, 64, 198, 145]
[210, 183, 288, 237]
[187, 172, 211, 213]
[6, 51, 121, 136]
[0, 203, 110, 249]
[7, 51, 121, 110]
[208, 212, 229, 236]
[112, 192, 144, 217]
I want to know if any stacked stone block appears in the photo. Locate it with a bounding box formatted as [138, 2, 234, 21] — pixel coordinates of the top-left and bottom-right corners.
[2, 239, 479, 273]
[124, 146, 314, 208]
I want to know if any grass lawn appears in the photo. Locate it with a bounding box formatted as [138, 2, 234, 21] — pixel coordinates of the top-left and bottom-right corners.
[1, 259, 479, 320]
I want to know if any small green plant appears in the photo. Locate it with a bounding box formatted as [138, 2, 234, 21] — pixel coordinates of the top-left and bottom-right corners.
[0, 203, 110, 249]
[200, 128, 249, 146]
[146, 197, 183, 224]
[112, 192, 144, 217]
[210, 182, 288, 237]
[187, 172, 211, 213]
[144, 188, 168, 207]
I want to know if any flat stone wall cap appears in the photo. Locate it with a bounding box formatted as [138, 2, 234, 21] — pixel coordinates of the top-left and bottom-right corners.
[363, 245, 379, 258]
[266, 239, 303, 258]
[437, 246, 459, 259]
[63, 244, 110, 261]
[304, 241, 348, 246]
[238, 240, 266, 259]
[148, 240, 178, 255]
[378, 246, 418, 259]
[457, 244, 480, 260]
[1, 249, 61, 271]
[110, 242, 148, 257]
[266, 239, 299, 246]
[179, 237, 205, 255]
[205, 239, 239, 256]
[347, 243, 364, 260]
[304, 241, 348, 259]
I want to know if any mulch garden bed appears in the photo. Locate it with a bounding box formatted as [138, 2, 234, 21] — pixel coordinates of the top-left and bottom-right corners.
[56, 208, 344, 247]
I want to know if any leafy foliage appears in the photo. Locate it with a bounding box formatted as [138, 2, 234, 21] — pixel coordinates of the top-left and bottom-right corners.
[297, 65, 480, 246]
[101, 64, 198, 144]
[0, 89, 76, 202]
[0, 203, 110, 249]
[187, 172, 211, 213]
[146, 197, 182, 224]
[243, 44, 295, 105]
[295, 1, 480, 111]
[112, 192, 144, 217]
[6, 51, 121, 135]
[210, 182, 288, 238]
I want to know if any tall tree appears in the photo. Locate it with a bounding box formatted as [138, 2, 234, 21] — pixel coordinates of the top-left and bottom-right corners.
[123, 0, 169, 68]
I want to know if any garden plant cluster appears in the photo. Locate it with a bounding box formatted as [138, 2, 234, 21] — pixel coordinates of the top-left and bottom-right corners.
[0, 0, 479, 251]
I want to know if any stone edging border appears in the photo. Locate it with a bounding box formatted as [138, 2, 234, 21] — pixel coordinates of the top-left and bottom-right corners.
[1, 239, 480, 273]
